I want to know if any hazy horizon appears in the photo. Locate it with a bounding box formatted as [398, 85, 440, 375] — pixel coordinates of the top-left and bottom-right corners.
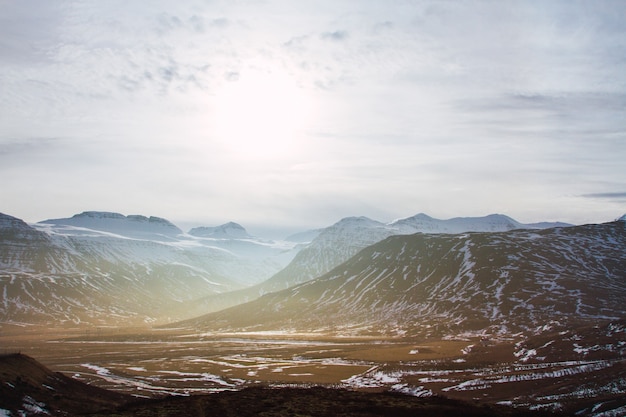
[1, 0, 625, 232]
[7, 208, 623, 242]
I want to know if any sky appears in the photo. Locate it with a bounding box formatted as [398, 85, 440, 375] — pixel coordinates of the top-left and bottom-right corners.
[1, 0, 625, 237]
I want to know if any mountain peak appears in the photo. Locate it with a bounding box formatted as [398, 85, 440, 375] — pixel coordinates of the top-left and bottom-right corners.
[189, 222, 251, 239]
[0, 212, 49, 243]
[0, 212, 30, 229]
[400, 213, 433, 221]
[333, 216, 384, 228]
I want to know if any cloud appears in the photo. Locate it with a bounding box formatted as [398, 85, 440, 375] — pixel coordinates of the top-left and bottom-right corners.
[582, 192, 626, 199]
[0, 1, 63, 64]
[224, 71, 240, 82]
[320, 30, 349, 41]
[1, 0, 625, 228]
[0, 137, 63, 159]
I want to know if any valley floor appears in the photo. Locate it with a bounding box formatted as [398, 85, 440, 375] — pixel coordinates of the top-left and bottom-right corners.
[1, 322, 625, 416]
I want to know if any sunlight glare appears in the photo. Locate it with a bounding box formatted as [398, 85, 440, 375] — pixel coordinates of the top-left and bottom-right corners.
[211, 69, 311, 159]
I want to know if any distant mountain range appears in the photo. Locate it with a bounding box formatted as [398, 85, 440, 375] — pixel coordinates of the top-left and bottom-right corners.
[181, 220, 626, 339]
[0, 211, 300, 326]
[3, 209, 615, 330]
[39, 211, 183, 240]
[189, 214, 573, 313]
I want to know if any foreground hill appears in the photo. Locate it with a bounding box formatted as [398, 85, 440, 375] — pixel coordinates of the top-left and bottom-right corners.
[182, 221, 625, 338]
[0, 354, 557, 417]
[0, 353, 130, 415]
[0, 212, 299, 326]
[192, 213, 571, 313]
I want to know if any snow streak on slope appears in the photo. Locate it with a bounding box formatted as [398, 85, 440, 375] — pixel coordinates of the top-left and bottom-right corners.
[185, 221, 626, 338]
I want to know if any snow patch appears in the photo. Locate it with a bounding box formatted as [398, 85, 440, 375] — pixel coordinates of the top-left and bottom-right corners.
[390, 384, 433, 397]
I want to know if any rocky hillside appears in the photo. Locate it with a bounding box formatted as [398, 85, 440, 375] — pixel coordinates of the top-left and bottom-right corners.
[191, 213, 571, 314]
[182, 221, 626, 338]
[0, 212, 299, 326]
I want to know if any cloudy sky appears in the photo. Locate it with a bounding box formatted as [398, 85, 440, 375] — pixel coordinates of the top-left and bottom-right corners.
[1, 0, 625, 236]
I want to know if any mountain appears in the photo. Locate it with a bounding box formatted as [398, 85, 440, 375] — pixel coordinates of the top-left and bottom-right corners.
[0, 212, 300, 326]
[186, 216, 397, 313]
[0, 210, 578, 325]
[181, 221, 626, 338]
[188, 214, 573, 314]
[262, 213, 572, 294]
[189, 222, 250, 239]
[40, 211, 183, 241]
[391, 213, 526, 233]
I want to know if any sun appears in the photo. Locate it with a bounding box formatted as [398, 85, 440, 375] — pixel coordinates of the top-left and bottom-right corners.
[211, 68, 312, 159]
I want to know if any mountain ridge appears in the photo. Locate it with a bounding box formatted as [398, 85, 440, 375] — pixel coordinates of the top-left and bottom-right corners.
[39, 211, 183, 241]
[0, 210, 602, 327]
[188, 213, 576, 314]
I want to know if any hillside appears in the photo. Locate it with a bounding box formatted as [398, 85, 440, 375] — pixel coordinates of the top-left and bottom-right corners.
[190, 213, 571, 314]
[0, 354, 557, 417]
[0, 353, 131, 415]
[182, 221, 626, 338]
[0, 212, 299, 326]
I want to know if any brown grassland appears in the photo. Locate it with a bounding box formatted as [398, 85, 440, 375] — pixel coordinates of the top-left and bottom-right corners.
[2, 322, 625, 416]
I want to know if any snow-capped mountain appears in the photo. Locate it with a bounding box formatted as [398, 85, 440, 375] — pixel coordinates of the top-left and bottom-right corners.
[40, 211, 183, 241]
[0, 210, 577, 326]
[0, 212, 300, 326]
[36, 212, 300, 278]
[193, 213, 573, 314]
[268, 213, 571, 292]
[182, 221, 626, 338]
[388, 213, 568, 234]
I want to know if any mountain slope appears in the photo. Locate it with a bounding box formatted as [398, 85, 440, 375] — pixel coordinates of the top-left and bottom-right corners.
[257, 213, 572, 294]
[0, 212, 299, 326]
[183, 221, 626, 338]
[189, 214, 573, 314]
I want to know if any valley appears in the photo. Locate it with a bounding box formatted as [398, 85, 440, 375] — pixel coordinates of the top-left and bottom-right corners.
[1, 320, 625, 415]
[1, 211, 625, 416]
